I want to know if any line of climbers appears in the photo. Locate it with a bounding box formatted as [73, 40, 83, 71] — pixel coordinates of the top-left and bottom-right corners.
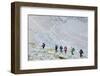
[42, 43, 84, 57]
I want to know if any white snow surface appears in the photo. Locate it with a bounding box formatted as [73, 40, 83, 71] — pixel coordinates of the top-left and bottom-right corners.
[28, 15, 88, 61]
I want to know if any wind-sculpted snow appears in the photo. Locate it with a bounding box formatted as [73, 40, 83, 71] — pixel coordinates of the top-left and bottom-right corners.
[28, 15, 88, 60]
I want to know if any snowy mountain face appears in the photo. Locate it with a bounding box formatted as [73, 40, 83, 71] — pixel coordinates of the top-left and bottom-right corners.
[28, 15, 88, 61]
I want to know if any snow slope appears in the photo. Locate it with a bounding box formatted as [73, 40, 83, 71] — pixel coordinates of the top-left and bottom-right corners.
[28, 15, 88, 61]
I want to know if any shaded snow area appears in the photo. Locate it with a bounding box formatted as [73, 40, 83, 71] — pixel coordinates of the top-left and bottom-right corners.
[28, 15, 88, 61]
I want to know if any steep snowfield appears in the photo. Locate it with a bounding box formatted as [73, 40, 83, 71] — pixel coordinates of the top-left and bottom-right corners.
[28, 15, 88, 61]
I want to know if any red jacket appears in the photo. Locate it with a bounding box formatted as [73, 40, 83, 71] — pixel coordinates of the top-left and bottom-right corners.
[64, 46, 67, 51]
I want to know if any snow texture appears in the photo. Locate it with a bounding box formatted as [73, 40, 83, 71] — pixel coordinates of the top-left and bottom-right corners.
[28, 15, 88, 61]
